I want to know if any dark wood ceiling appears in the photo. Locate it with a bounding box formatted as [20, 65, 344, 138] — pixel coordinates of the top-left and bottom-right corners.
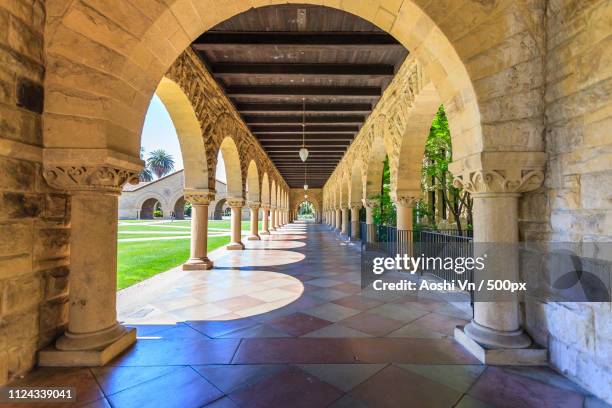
[191, 5, 408, 188]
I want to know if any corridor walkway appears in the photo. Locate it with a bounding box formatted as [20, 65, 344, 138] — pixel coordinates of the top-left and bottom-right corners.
[10, 224, 604, 407]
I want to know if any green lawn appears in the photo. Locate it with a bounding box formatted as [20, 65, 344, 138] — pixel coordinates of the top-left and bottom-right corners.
[116, 219, 261, 290]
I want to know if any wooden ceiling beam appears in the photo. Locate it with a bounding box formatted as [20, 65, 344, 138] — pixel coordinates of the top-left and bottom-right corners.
[227, 85, 380, 97]
[236, 102, 371, 113]
[212, 63, 394, 78]
[251, 125, 358, 133]
[245, 115, 365, 124]
[193, 31, 401, 48]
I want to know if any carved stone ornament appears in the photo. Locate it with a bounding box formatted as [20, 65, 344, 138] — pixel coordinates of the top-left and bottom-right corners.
[453, 169, 545, 195]
[393, 195, 420, 208]
[248, 201, 261, 210]
[340, 204, 349, 210]
[362, 198, 379, 209]
[43, 165, 140, 194]
[227, 197, 245, 208]
[261, 204, 270, 211]
[350, 202, 362, 210]
[185, 191, 215, 205]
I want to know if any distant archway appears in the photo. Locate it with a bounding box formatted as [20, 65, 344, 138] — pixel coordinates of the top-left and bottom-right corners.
[140, 198, 162, 220]
[213, 198, 228, 220]
[173, 196, 186, 220]
[297, 201, 316, 221]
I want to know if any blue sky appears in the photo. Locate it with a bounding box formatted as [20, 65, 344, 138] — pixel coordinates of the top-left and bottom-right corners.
[141, 94, 226, 182]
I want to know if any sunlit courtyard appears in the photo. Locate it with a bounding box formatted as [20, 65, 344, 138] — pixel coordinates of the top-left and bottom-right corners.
[117, 220, 261, 289]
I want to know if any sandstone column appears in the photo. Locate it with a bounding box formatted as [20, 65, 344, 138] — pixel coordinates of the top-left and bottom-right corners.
[335, 208, 341, 231]
[450, 152, 546, 350]
[39, 163, 140, 366]
[363, 198, 378, 243]
[248, 202, 261, 240]
[261, 205, 270, 235]
[393, 193, 418, 257]
[350, 203, 361, 240]
[269, 206, 276, 231]
[227, 198, 245, 250]
[341, 205, 349, 235]
[183, 190, 215, 270]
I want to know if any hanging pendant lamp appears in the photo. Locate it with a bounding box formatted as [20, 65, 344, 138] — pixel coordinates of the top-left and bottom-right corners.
[299, 98, 309, 162]
[303, 162, 308, 191]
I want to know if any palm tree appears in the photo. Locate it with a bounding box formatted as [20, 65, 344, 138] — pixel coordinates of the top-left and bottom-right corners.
[139, 167, 154, 182]
[146, 149, 175, 178]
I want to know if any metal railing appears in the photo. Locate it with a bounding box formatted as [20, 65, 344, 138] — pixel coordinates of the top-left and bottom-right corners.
[362, 224, 475, 307]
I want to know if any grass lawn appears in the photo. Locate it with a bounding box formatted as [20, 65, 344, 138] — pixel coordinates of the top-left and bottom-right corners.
[116, 219, 261, 290]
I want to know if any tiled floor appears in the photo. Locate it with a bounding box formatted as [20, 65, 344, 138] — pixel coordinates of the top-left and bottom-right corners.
[10, 223, 609, 407]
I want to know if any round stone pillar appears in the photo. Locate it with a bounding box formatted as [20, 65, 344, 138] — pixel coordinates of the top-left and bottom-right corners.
[450, 152, 546, 350]
[248, 202, 261, 240]
[227, 198, 245, 250]
[261, 205, 270, 235]
[269, 207, 276, 231]
[335, 208, 341, 231]
[350, 203, 361, 240]
[393, 193, 418, 257]
[341, 205, 349, 235]
[362, 198, 378, 243]
[183, 190, 215, 270]
[39, 163, 140, 366]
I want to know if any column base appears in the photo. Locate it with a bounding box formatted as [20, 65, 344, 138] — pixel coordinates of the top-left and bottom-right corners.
[39, 327, 136, 367]
[463, 320, 532, 349]
[183, 257, 214, 270]
[454, 325, 547, 366]
[226, 242, 245, 250]
[247, 234, 261, 241]
[260, 230, 270, 235]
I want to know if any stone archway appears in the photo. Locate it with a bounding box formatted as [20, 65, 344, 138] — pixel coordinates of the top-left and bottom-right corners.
[213, 198, 227, 220]
[173, 196, 186, 220]
[140, 197, 161, 220]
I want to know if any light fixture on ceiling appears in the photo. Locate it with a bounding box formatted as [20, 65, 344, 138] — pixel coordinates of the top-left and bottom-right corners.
[299, 98, 309, 162]
[303, 162, 308, 192]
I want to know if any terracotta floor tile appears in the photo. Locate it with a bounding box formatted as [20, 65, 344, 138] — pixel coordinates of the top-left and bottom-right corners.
[332, 295, 384, 311]
[338, 311, 405, 337]
[297, 364, 386, 391]
[91, 365, 180, 396]
[331, 282, 363, 294]
[351, 365, 462, 407]
[7, 367, 104, 407]
[303, 302, 361, 322]
[267, 312, 332, 336]
[229, 366, 342, 408]
[107, 366, 222, 408]
[213, 295, 265, 312]
[468, 367, 585, 408]
[193, 364, 285, 394]
[410, 311, 469, 335]
[186, 317, 258, 338]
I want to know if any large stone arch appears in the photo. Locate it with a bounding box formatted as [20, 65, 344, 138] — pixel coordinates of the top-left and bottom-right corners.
[349, 159, 365, 205]
[217, 137, 243, 199]
[261, 173, 271, 207]
[40, 0, 551, 173]
[391, 80, 441, 198]
[246, 160, 261, 203]
[139, 197, 162, 220]
[155, 77, 209, 191]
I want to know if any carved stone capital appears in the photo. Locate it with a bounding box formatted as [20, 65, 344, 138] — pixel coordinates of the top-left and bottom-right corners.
[362, 198, 379, 209]
[248, 201, 261, 210]
[392, 194, 420, 208]
[261, 204, 270, 211]
[185, 190, 215, 205]
[43, 165, 140, 195]
[227, 197, 245, 208]
[349, 202, 362, 210]
[452, 169, 545, 195]
[340, 204, 349, 210]
[449, 152, 547, 196]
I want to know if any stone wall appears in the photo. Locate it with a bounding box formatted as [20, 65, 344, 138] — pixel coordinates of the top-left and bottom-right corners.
[0, 1, 70, 383]
[523, 1, 612, 402]
[118, 171, 228, 220]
